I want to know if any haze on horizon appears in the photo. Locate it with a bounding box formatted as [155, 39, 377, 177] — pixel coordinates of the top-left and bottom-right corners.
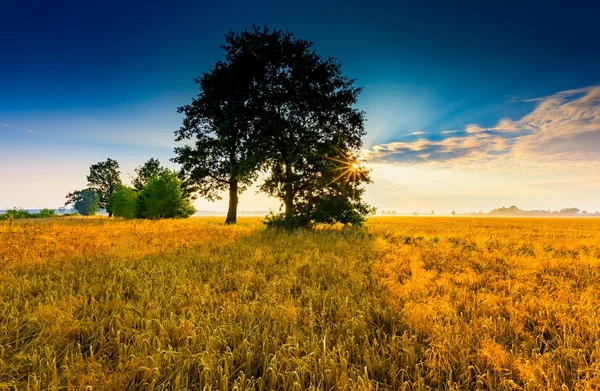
[1, 0, 599, 214]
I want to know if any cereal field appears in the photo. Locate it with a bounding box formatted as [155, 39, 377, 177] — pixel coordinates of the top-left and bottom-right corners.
[1, 217, 599, 390]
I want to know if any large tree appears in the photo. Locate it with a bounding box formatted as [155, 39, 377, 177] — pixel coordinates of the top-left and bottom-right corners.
[222, 26, 367, 218]
[87, 158, 122, 217]
[173, 38, 262, 224]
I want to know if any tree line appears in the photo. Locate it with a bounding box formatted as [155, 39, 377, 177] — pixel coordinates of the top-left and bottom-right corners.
[65, 158, 195, 219]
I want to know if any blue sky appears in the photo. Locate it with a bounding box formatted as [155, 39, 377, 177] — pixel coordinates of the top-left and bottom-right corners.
[1, 0, 599, 212]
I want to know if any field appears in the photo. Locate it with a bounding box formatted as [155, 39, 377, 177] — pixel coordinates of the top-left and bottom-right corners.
[1, 217, 600, 390]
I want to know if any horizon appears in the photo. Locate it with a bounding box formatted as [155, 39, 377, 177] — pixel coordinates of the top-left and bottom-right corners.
[2, 1, 599, 211]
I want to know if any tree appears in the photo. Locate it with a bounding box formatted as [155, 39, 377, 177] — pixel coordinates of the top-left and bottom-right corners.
[110, 186, 138, 218]
[224, 26, 367, 221]
[132, 158, 166, 192]
[452, 211, 456, 216]
[139, 170, 196, 219]
[87, 158, 122, 217]
[65, 189, 100, 216]
[174, 33, 263, 225]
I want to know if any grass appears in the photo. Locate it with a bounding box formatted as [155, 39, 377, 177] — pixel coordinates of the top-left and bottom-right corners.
[1, 217, 599, 390]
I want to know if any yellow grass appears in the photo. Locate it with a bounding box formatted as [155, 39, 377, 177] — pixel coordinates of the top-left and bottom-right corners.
[1, 216, 599, 390]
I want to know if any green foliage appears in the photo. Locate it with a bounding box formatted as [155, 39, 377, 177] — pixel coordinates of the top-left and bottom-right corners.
[132, 158, 167, 192]
[65, 189, 100, 216]
[39, 208, 56, 218]
[138, 170, 196, 219]
[110, 187, 138, 219]
[0, 208, 32, 220]
[263, 212, 311, 230]
[87, 158, 122, 216]
[310, 195, 374, 226]
[0, 208, 71, 220]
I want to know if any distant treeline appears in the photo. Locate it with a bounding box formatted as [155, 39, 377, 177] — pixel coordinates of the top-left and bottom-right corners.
[485, 206, 599, 216]
[0, 208, 79, 221]
[380, 206, 600, 216]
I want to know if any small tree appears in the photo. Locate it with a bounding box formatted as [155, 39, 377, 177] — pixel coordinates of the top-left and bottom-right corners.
[452, 211, 456, 216]
[139, 170, 196, 219]
[65, 189, 100, 216]
[87, 158, 122, 217]
[111, 187, 138, 218]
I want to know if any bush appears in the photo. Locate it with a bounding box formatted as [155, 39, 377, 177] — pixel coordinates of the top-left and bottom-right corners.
[138, 170, 195, 219]
[265, 195, 375, 230]
[263, 212, 312, 230]
[39, 208, 56, 218]
[6, 208, 32, 219]
[310, 195, 371, 227]
[0, 208, 62, 220]
[110, 187, 138, 219]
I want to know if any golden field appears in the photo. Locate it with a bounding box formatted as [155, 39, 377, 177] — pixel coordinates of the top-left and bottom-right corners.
[1, 217, 599, 390]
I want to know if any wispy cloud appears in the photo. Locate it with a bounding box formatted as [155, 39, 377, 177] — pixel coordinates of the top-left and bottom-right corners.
[0, 123, 11, 128]
[440, 130, 461, 134]
[407, 131, 426, 136]
[25, 129, 36, 134]
[366, 85, 600, 166]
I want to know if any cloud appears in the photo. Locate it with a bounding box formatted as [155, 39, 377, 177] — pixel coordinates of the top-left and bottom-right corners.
[407, 131, 426, 136]
[25, 129, 35, 133]
[0, 123, 11, 128]
[440, 130, 461, 134]
[367, 86, 600, 166]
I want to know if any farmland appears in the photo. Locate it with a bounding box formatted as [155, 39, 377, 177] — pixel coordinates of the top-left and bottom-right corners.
[1, 217, 599, 390]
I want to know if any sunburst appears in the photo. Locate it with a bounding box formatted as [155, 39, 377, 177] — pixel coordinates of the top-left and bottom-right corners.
[323, 149, 366, 187]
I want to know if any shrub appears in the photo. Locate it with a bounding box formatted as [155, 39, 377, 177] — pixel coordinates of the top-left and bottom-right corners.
[39, 208, 56, 218]
[138, 170, 195, 219]
[263, 212, 312, 230]
[110, 187, 138, 219]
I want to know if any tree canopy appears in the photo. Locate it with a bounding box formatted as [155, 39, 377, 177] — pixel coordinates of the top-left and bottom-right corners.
[132, 158, 167, 192]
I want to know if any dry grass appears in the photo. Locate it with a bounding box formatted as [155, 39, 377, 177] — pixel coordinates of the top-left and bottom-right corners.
[1, 216, 599, 390]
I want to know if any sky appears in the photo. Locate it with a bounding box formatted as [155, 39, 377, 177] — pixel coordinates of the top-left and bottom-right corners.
[1, 0, 599, 213]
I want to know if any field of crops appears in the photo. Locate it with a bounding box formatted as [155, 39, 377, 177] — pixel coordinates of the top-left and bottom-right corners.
[1, 216, 599, 390]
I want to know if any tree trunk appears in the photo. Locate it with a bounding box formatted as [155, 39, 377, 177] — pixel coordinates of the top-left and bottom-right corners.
[284, 162, 294, 215]
[225, 180, 238, 224]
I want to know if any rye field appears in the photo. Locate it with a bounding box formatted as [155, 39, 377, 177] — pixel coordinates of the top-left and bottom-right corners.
[1, 217, 599, 390]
